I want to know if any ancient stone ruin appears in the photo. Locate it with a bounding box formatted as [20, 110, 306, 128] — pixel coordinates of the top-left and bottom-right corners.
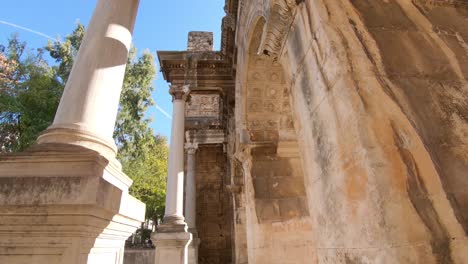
[0, 0, 467, 264]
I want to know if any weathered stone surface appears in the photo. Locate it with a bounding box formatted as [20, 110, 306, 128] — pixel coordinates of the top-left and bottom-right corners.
[195, 146, 233, 264]
[188, 32, 214, 52]
[124, 249, 155, 264]
[0, 144, 145, 264]
[230, 0, 467, 263]
[158, 1, 468, 262]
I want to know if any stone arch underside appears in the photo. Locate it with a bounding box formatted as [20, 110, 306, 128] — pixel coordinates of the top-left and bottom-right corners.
[235, 15, 315, 264]
[234, 0, 468, 263]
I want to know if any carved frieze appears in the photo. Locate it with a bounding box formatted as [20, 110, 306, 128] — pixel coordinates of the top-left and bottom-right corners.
[186, 94, 221, 118]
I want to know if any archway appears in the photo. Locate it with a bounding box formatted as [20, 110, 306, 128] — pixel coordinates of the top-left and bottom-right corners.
[235, 16, 315, 264]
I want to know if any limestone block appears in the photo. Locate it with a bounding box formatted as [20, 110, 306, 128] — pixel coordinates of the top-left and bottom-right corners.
[152, 231, 192, 264]
[0, 143, 145, 264]
[124, 249, 155, 264]
[187, 32, 213, 52]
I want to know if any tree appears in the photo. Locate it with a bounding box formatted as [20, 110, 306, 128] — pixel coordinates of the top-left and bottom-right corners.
[122, 135, 168, 224]
[0, 35, 62, 152]
[1, 25, 168, 222]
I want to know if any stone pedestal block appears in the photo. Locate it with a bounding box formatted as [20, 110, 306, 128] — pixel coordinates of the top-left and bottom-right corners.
[152, 230, 192, 264]
[187, 233, 200, 264]
[0, 144, 145, 264]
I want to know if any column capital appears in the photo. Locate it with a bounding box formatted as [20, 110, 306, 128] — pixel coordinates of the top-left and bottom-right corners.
[234, 144, 252, 173]
[185, 142, 199, 154]
[169, 84, 190, 101]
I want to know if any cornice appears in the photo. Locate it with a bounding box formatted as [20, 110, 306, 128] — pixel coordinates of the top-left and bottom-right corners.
[261, 0, 303, 60]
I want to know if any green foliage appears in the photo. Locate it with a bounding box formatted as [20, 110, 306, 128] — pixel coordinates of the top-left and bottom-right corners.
[0, 25, 167, 222]
[122, 135, 168, 222]
[0, 35, 62, 152]
[115, 48, 156, 161]
[46, 24, 85, 83]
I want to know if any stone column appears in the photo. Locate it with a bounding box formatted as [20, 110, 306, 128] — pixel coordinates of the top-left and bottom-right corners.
[185, 142, 200, 264]
[37, 0, 140, 160]
[163, 85, 190, 226]
[0, 1, 145, 264]
[153, 85, 192, 264]
[184, 142, 198, 231]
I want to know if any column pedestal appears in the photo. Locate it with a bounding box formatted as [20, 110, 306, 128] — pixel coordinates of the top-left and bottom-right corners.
[0, 144, 145, 264]
[152, 231, 192, 264]
[187, 231, 200, 264]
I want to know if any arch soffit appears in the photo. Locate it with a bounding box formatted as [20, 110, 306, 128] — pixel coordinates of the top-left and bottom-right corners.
[239, 0, 302, 60]
[235, 14, 267, 138]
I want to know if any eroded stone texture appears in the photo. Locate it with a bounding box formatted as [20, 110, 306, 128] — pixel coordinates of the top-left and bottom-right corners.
[188, 32, 214, 52]
[159, 0, 468, 262]
[195, 146, 232, 264]
[231, 0, 467, 263]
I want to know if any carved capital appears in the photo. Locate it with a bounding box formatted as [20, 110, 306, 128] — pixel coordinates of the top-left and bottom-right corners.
[234, 145, 252, 173]
[185, 142, 199, 154]
[169, 85, 190, 101]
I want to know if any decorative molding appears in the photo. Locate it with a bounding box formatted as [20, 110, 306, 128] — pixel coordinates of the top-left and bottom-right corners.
[186, 129, 226, 145]
[169, 85, 190, 101]
[184, 142, 199, 154]
[186, 94, 221, 118]
[260, 0, 303, 59]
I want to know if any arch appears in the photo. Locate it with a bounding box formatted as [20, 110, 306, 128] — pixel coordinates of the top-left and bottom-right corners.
[234, 10, 314, 264]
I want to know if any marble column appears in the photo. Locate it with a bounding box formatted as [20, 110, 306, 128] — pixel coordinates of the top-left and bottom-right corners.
[163, 85, 190, 227]
[0, 1, 145, 264]
[184, 142, 198, 231]
[153, 85, 192, 264]
[185, 142, 200, 264]
[37, 0, 140, 160]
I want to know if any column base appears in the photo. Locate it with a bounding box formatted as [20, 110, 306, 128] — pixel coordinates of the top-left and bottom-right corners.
[152, 231, 192, 264]
[161, 215, 187, 230]
[0, 143, 145, 264]
[37, 127, 119, 164]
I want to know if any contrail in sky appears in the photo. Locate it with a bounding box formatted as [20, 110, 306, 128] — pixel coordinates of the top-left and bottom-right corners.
[1, 19, 171, 120]
[0, 20, 57, 41]
[155, 103, 172, 120]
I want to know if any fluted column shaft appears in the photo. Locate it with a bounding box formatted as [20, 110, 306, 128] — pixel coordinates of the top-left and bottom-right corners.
[163, 85, 190, 225]
[38, 0, 140, 159]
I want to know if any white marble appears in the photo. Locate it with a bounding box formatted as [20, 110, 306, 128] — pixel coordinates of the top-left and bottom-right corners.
[153, 232, 192, 264]
[163, 85, 190, 224]
[37, 0, 140, 160]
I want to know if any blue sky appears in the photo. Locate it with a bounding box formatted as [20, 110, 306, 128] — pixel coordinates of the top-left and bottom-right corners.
[0, 0, 225, 140]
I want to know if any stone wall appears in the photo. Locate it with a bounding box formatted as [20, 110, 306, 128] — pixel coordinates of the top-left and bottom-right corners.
[123, 249, 155, 264]
[232, 0, 468, 263]
[195, 145, 233, 263]
[188, 31, 214, 52]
